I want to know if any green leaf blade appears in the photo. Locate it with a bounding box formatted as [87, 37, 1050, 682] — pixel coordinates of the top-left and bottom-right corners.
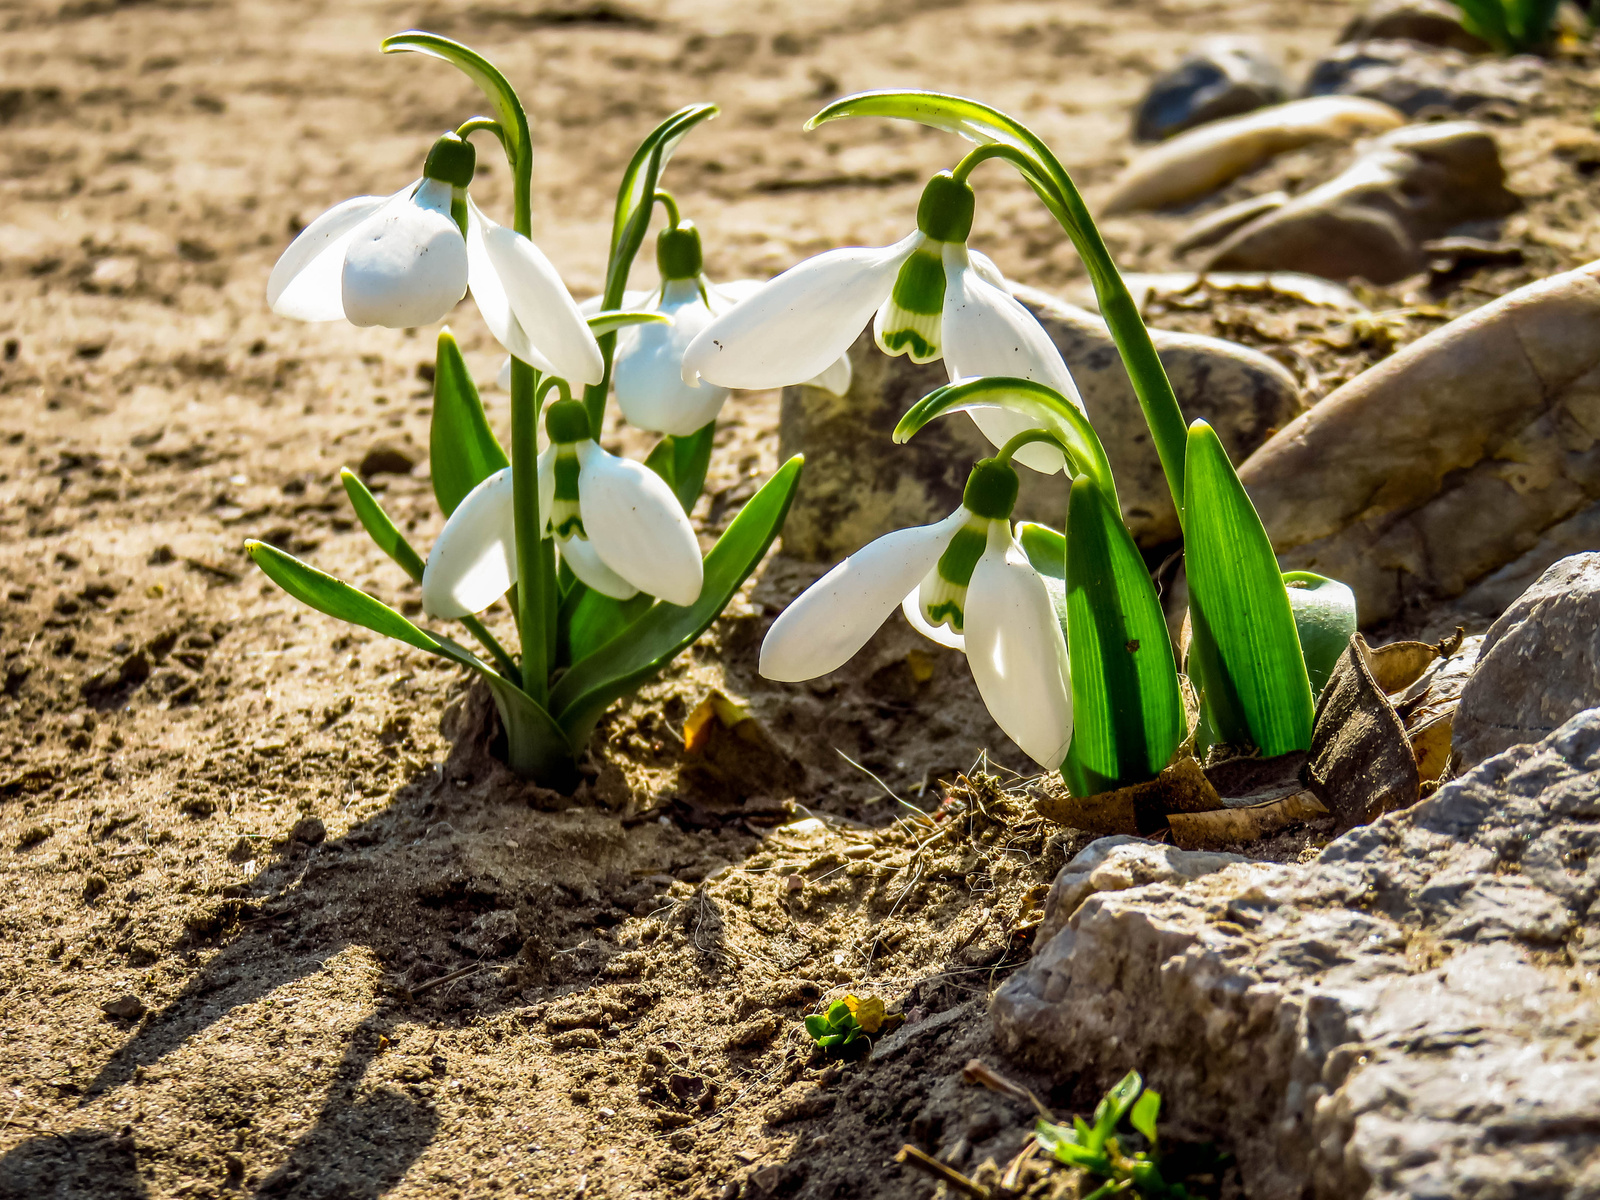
[1183, 421, 1314, 756]
[1063, 477, 1185, 793]
[550, 456, 803, 745]
[380, 33, 530, 164]
[1130, 1089, 1162, 1144]
[247, 540, 440, 655]
[341, 468, 425, 581]
[431, 328, 509, 517]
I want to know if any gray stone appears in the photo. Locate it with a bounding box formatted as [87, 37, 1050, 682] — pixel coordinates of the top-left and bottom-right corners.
[1134, 38, 1288, 143]
[994, 707, 1600, 1200]
[1338, 0, 1490, 53]
[1303, 40, 1545, 115]
[1204, 121, 1518, 284]
[1453, 554, 1600, 769]
[776, 286, 1302, 559]
[1037, 835, 1247, 946]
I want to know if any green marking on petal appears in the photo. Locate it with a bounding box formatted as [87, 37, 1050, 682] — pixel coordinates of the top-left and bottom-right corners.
[890, 245, 945, 315]
[552, 451, 581, 501]
[925, 600, 964, 630]
[878, 323, 939, 361]
[553, 515, 586, 540]
[936, 521, 987, 588]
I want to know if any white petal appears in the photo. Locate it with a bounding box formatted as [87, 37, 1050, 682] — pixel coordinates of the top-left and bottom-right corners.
[758, 507, 968, 682]
[804, 352, 854, 396]
[941, 243, 1083, 473]
[614, 280, 730, 435]
[558, 536, 639, 600]
[576, 442, 703, 606]
[476, 205, 604, 385]
[267, 191, 392, 322]
[494, 355, 512, 391]
[422, 466, 517, 618]
[901, 585, 965, 652]
[682, 233, 921, 390]
[964, 521, 1074, 769]
[967, 248, 1011, 292]
[340, 179, 468, 329]
[706, 278, 762, 310]
[467, 202, 558, 375]
[966, 406, 1067, 474]
[537, 443, 556, 531]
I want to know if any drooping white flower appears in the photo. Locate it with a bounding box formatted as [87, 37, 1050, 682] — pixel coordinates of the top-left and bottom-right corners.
[419, 398, 703, 618]
[680, 172, 1081, 472]
[759, 458, 1072, 769]
[268, 131, 602, 386]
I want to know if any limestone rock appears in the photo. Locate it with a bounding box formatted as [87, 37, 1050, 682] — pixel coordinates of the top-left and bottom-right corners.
[1204, 121, 1518, 283]
[1304, 40, 1545, 115]
[1338, 0, 1490, 52]
[1102, 96, 1404, 215]
[1453, 554, 1600, 769]
[1133, 38, 1287, 143]
[1239, 262, 1600, 624]
[995, 707, 1600, 1200]
[1036, 835, 1247, 946]
[776, 286, 1302, 559]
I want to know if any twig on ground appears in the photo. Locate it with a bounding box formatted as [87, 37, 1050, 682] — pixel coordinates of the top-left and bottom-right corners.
[404, 963, 487, 999]
[1000, 1137, 1039, 1194]
[895, 1144, 992, 1199]
[962, 1059, 1054, 1121]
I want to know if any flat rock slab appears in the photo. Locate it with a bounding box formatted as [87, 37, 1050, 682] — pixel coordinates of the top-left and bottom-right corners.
[994, 707, 1600, 1200]
[1240, 260, 1600, 624]
[777, 286, 1301, 560]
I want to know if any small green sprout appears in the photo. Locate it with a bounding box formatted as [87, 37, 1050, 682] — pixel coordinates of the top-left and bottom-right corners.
[1446, 0, 1563, 53]
[1034, 1071, 1192, 1199]
[804, 994, 899, 1051]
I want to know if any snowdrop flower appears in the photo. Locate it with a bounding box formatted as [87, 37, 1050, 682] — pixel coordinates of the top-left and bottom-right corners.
[680, 172, 1080, 471]
[759, 457, 1072, 769]
[269, 132, 602, 386]
[512, 220, 849, 430]
[421, 398, 702, 618]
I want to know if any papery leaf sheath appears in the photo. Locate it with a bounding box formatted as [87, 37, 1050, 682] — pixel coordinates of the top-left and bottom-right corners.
[1183, 421, 1314, 755]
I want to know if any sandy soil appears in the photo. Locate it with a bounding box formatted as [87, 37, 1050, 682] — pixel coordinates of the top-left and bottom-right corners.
[3, 0, 1600, 1197]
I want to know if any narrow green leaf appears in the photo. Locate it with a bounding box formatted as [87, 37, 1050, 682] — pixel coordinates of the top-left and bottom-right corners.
[1092, 1071, 1144, 1145]
[1129, 1089, 1162, 1144]
[247, 539, 441, 655]
[341, 468, 425, 581]
[431, 328, 509, 517]
[247, 540, 570, 777]
[647, 421, 716, 514]
[1183, 421, 1314, 756]
[1064, 477, 1184, 793]
[380, 33, 530, 166]
[557, 586, 652, 667]
[896, 377, 1115, 499]
[1284, 570, 1357, 698]
[606, 105, 718, 299]
[586, 309, 672, 339]
[550, 456, 803, 746]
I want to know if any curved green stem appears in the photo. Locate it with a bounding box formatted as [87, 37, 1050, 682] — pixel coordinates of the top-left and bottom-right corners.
[951, 141, 1034, 185]
[653, 189, 682, 229]
[809, 91, 1190, 527]
[995, 427, 1073, 469]
[897, 376, 1115, 501]
[455, 115, 508, 155]
[509, 361, 549, 705]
